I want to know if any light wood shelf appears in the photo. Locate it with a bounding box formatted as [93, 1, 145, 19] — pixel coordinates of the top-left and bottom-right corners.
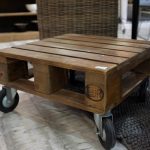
[0, 31, 39, 42]
[0, 12, 37, 17]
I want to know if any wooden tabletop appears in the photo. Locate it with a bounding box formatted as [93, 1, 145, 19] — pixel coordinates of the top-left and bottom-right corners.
[0, 34, 150, 74]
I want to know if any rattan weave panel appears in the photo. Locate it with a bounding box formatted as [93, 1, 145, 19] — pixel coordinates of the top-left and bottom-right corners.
[37, 0, 118, 39]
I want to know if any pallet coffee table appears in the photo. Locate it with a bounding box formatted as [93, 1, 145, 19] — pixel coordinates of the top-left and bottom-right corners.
[0, 34, 150, 149]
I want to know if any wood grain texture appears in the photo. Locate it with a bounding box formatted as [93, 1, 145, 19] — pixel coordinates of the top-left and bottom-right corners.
[0, 63, 8, 84]
[33, 63, 68, 94]
[6, 79, 104, 113]
[59, 34, 150, 48]
[0, 34, 150, 114]
[44, 38, 144, 53]
[33, 64, 51, 94]
[134, 59, 150, 75]
[30, 41, 137, 58]
[66, 34, 150, 45]
[0, 32, 39, 42]
[85, 73, 106, 112]
[0, 12, 37, 17]
[0, 59, 28, 84]
[14, 45, 127, 64]
[0, 48, 116, 74]
[122, 72, 146, 99]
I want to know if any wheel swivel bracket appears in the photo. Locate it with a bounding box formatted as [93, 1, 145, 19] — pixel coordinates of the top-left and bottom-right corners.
[94, 112, 113, 136]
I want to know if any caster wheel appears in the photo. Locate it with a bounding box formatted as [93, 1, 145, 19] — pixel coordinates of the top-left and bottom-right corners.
[0, 88, 19, 113]
[97, 118, 116, 150]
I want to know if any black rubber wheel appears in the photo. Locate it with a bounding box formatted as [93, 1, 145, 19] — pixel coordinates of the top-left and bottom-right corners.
[97, 118, 116, 150]
[0, 88, 19, 113]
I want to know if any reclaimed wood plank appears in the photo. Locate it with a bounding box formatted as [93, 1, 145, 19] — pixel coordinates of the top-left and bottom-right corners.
[44, 38, 144, 53]
[0, 59, 28, 84]
[0, 31, 39, 42]
[33, 63, 67, 94]
[122, 72, 146, 98]
[14, 45, 127, 64]
[7, 79, 104, 113]
[60, 34, 150, 49]
[30, 41, 137, 58]
[14, 44, 150, 75]
[33, 64, 51, 94]
[0, 12, 37, 17]
[85, 72, 105, 111]
[117, 48, 150, 73]
[64, 33, 150, 45]
[0, 48, 117, 74]
[133, 59, 150, 75]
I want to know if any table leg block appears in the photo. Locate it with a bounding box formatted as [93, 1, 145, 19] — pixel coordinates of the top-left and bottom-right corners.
[33, 63, 67, 94]
[0, 58, 28, 84]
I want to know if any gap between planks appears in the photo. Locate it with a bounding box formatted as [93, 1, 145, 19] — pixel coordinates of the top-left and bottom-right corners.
[0, 48, 117, 74]
[29, 41, 137, 58]
[56, 34, 150, 49]
[44, 38, 144, 53]
[13, 45, 127, 64]
[62, 33, 150, 45]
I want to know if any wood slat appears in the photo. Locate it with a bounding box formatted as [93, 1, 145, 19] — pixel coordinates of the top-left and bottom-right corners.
[118, 49, 150, 73]
[30, 41, 137, 58]
[122, 72, 146, 98]
[14, 45, 127, 64]
[64, 34, 150, 45]
[7, 79, 103, 113]
[133, 59, 150, 75]
[13, 45, 150, 74]
[0, 12, 37, 17]
[44, 38, 144, 53]
[0, 31, 39, 42]
[0, 48, 117, 74]
[59, 34, 150, 49]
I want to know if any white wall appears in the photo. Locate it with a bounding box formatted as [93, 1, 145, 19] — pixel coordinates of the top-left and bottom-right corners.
[119, 0, 133, 21]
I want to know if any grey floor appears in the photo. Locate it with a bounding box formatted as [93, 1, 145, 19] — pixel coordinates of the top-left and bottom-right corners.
[0, 22, 150, 150]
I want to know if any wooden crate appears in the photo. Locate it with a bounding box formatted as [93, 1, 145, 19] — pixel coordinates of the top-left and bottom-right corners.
[0, 34, 150, 114]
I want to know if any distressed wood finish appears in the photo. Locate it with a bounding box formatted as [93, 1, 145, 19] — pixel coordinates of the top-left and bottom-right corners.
[0, 58, 28, 84]
[33, 63, 67, 94]
[0, 34, 150, 114]
[0, 32, 39, 42]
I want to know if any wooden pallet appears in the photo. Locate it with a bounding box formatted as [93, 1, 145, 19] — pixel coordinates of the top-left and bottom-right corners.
[0, 34, 150, 114]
